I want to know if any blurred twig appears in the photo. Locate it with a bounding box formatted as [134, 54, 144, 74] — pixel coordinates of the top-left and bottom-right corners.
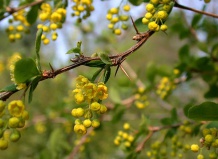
[175, 1, 218, 18]
[0, 0, 45, 21]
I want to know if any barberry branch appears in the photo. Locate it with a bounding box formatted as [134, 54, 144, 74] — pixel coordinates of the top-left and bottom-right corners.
[135, 123, 182, 153]
[0, 30, 155, 101]
[174, 1, 218, 19]
[0, 0, 45, 21]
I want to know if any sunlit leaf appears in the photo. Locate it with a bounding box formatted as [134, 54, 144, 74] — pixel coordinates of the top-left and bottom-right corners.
[14, 58, 40, 83]
[0, 84, 17, 92]
[66, 47, 81, 54]
[35, 28, 43, 72]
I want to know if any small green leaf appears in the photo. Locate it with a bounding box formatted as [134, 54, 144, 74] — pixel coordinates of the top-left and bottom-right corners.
[14, 58, 40, 83]
[161, 117, 173, 125]
[91, 68, 104, 82]
[191, 14, 202, 28]
[211, 43, 218, 57]
[66, 47, 80, 54]
[26, 5, 39, 25]
[188, 102, 218, 121]
[197, 42, 208, 53]
[66, 41, 82, 54]
[204, 85, 218, 98]
[35, 28, 43, 72]
[103, 65, 111, 83]
[0, 84, 17, 92]
[99, 52, 111, 65]
[28, 76, 41, 103]
[183, 103, 193, 117]
[77, 41, 82, 48]
[206, 121, 218, 129]
[85, 60, 106, 67]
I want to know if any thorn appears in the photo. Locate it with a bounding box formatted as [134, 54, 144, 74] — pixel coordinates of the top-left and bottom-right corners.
[114, 57, 126, 77]
[49, 63, 54, 73]
[130, 16, 139, 34]
[120, 65, 131, 80]
[115, 64, 120, 77]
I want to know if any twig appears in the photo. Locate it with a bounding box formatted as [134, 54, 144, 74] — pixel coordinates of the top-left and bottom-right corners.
[174, 1, 218, 19]
[135, 123, 182, 153]
[0, 0, 45, 21]
[68, 128, 94, 159]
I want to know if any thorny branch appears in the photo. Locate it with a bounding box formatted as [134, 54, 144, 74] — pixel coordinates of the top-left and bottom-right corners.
[0, 30, 155, 101]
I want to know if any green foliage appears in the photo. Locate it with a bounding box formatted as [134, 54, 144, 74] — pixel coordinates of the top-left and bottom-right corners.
[188, 102, 218, 121]
[14, 58, 40, 83]
[0, 0, 218, 159]
[26, 5, 39, 25]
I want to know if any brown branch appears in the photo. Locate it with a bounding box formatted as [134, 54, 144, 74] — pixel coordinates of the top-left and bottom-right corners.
[0, 0, 45, 21]
[174, 1, 218, 18]
[0, 30, 155, 101]
[135, 123, 182, 153]
[68, 128, 94, 159]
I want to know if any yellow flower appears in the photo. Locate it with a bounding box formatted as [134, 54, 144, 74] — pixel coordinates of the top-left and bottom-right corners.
[90, 102, 101, 111]
[8, 100, 25, 117]
[7, 52, 21, 70]
[83, 83, 97, 99]
[123, 123, 130, 130]
[76, 75, 90, 88]
[74, 92, 85, 104]
[95, 83, 108, 100]
[72, 88, 85, 104]
[74, 124, 87, 135]
[16, 83, 27, 90]
[190, 144, 199, 152]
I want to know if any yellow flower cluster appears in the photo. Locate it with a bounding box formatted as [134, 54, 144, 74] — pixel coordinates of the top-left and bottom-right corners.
[0, 100, 29, 150]
[38, 3, 67, 45]
[134, 87, 150, 109]
[71, 0, 95, 22]
[106, 4, 131, 35]
[71, 75, 108, 135]
[114, 123, 134, 148]
[156, 68, 180, 99]
[156, 76, 175, 99]
[6, 10, 30, 42]
[146, 136, 190, 159]
[7, 53, 26, 90]
[142, 0, 174, 32]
